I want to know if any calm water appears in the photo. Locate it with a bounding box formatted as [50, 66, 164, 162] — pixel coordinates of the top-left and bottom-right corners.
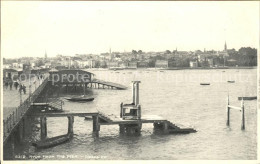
[14, 69, 257, 160]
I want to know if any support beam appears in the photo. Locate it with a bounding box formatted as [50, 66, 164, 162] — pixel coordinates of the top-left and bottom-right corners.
[226, 95, 230, 126]
[241, 100, 245, 130]
[92, 116, 100, 136]
[18, 121, 24, 142]
[135, 82, 140, 105]
[132, 83, 135, 104]
[163, 122, 169, 134]
[40, 117, 47, 140]
[68, 116, 74, 134]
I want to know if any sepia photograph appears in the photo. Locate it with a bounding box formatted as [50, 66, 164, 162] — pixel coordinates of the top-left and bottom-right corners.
[1, 1, 259, 162]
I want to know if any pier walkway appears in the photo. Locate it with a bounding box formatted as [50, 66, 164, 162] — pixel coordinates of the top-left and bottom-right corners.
[3, 76, 49, 144]
[89, 79, 127, 90]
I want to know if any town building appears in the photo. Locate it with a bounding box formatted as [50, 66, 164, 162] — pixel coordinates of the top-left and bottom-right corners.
[155, 60, 168, 68]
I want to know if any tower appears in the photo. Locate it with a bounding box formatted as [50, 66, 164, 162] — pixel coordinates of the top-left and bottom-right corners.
[224, 41, 227, 51]
[45, 50, 47, 59]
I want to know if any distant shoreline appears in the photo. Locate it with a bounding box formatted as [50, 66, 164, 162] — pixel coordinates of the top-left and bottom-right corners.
[86, 66, 257, 71]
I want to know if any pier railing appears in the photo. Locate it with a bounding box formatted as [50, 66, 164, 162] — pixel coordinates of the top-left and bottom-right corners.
[3, 76, 49, 142]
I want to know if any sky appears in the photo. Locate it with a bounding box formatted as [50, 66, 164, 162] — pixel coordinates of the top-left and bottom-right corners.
[1, 1, 259, 58]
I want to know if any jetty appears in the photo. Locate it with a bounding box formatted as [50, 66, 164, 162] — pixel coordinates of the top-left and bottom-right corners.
[3, 69, 127, 157]
[28, 81, 196, 146]
[3, 69, 195, 155]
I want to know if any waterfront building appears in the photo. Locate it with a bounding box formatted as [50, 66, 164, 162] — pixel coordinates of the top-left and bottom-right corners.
[107, 61, 119, 68]
[128, 61, 138, 69]
[137, 61, 148, 68]
[189, 60, 198, 68]
[155, 60, 168, 68]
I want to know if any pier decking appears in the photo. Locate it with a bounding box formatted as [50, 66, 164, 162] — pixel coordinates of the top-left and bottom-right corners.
[88, 79, 127, 90]
[3, 76, 49, 144]
[29, 111, 196, 137]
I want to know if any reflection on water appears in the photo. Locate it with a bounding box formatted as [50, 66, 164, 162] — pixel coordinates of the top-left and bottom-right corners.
[13, 69, 257, 160]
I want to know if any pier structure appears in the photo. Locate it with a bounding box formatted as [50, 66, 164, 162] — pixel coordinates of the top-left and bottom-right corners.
[28, 80, 196, 148]
[226, 95, 245, 130]
[3, 69, 127, 158]
[49, 69, 127, 93]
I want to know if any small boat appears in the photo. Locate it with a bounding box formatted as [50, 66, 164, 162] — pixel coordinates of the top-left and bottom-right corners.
[66, 97, 94, 102]
[200, 83, 210, 85]
[227, 81, 235, 83]
[32, 133, 72, 149]
[238, 96, 257, 100]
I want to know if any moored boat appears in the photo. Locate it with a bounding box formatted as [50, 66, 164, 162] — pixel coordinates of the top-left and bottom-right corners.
[200, 83, 210, 85]
[227, 80, 235, 83]
[32, 133, 72, 149]
[66, 97, 94, 102]
[238, 96, 257, 100]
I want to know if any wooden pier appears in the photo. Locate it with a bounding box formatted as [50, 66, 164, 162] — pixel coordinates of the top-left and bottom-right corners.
[28, 111, 196, 142]
[88, 79, 127, 90]
[27, 80, 196, 146]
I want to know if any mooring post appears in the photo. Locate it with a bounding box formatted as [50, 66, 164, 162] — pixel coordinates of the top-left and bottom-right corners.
[68, 116, 74, 134]
[40, 116, 47, 140]
[226, 95, 230, 126]
[241, 99, 245, 130]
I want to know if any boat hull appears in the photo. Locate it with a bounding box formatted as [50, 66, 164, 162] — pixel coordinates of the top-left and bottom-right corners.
[238, 96, 257, 100]
[66, 97, 94, 102]
[32, 133, 72, 149]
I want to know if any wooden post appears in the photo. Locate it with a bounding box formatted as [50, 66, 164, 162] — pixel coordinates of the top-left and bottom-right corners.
[10, 134, 15, 158]
[135, 82, 140, 105]
[92, 115, 100, 136]
[137, 105, 141, 119]
[40, 116, 47, 140]
[119, 124, 125, 134]
[241, 99, 245, 130]
[132, 82, 135, 105]
[226, 95, 230, 126]
[18, 121, 24, 142]
[163, 121, 169, 134]
[120, 103, 123, 118]
[68, 116, 74, 134]
[83, 84, 86, 96]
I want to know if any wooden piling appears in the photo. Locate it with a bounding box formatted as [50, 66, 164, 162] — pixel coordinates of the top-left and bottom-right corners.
[241, 99, 245, 130]
[18, 122, 24, 142]
[226, 95, 230, 126]
[40, 116, 47, 140]
[163, 121, 169, 134]
[132, 82, 135, 104]
[68, 116, 74, 134]
[119, 124, 125, 134]
[92, 116, 100, 136]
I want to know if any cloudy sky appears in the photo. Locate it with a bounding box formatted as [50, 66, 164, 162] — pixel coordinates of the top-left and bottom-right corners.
[1, 1, 259, 58]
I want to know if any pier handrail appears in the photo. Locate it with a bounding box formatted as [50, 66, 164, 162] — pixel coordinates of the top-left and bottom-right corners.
[3, 75, 49, 143]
